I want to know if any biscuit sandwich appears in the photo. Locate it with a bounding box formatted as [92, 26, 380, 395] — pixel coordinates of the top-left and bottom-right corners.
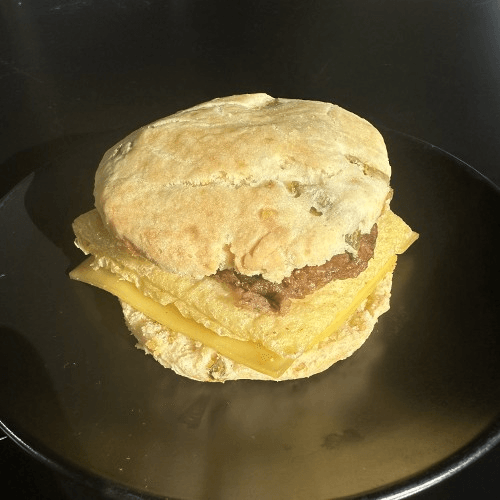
[70, 93, 418, 382]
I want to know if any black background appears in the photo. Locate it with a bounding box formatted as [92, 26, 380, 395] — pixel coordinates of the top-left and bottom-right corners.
[1, 1, 499, 498]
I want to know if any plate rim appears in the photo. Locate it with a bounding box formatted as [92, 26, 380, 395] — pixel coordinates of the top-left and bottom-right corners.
[1, 129, 499, 499]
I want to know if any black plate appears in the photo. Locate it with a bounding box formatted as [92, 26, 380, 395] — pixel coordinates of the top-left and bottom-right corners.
[1, 130, 499, 500]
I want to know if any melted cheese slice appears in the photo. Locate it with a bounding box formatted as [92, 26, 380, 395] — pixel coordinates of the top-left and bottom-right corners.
[70, 252, 398, 378]
[70, 208, 417, 377]
[71, 257, 292, 377]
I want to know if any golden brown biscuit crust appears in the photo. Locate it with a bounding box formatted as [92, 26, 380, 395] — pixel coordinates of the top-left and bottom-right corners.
[94, 94, 392, 282]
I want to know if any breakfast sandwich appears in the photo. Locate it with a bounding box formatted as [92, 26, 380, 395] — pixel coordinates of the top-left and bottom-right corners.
[70, 93, 418, 381]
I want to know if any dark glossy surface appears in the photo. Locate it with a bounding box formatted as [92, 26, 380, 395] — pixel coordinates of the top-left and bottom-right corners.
[3, 127, 500, 500]
[1, 1, 500, 498]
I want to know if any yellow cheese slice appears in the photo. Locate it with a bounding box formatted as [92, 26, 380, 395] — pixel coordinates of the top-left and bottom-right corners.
[72, 209, 417, 358]
[71, 253, 397, 378]
[70, 207, 418, 377]
[70, 257, 294, 377]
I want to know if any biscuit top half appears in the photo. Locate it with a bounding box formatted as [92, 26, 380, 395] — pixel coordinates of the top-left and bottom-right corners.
[94, 93, 392, 282]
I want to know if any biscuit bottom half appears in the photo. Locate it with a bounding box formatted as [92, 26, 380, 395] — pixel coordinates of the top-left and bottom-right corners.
[120, 272, 393, 382]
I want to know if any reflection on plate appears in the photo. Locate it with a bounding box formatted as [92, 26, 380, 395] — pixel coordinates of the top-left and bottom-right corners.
[0, 130, 499, 499]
